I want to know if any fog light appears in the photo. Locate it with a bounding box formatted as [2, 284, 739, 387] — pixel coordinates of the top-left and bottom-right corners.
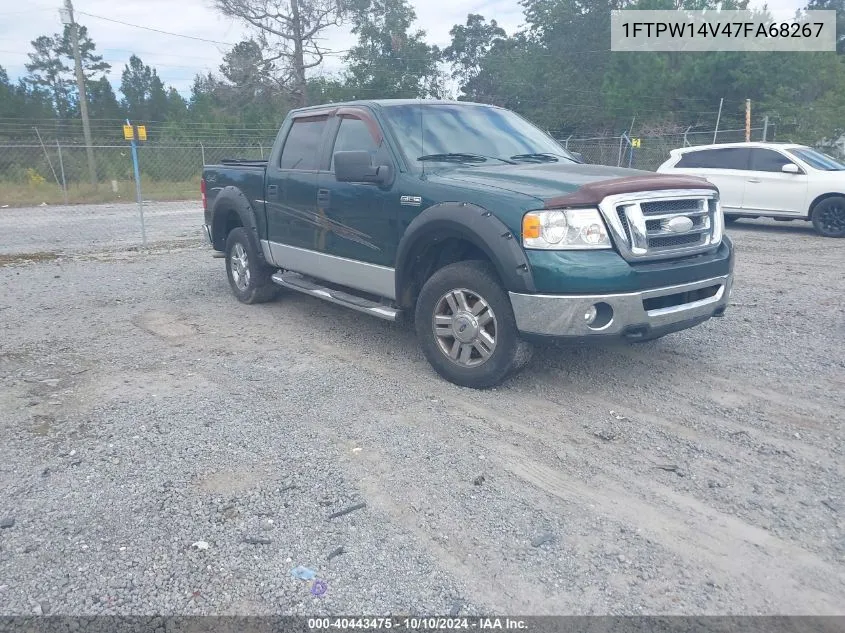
[584, 305, 598, 325]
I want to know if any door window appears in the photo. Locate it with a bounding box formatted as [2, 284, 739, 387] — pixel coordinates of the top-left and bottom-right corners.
[330, 117, 383, 170]
[676, 148, 750, 170]
[280, 118, 327, 171]
[750, 148, 797, 172]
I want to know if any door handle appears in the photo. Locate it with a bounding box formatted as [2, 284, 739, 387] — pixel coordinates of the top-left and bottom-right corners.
[317, 188, 331, 205]
[267, 184, 278, 199]
[747, 179, 761, 183]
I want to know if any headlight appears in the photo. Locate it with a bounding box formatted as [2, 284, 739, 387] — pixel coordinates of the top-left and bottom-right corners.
[522, 208, 611, 250]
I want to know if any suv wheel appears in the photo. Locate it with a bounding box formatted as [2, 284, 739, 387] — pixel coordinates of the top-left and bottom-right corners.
[811, 197, 845, 238]
[415, 260, 532, 389]
[225, 227, 280, 304]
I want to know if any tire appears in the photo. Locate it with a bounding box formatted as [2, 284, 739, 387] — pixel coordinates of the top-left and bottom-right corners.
[724, 215, 739, 225]
[414, 260, 532, 389]
[225, 227, 280, 304]
[810, 196, 845, 238]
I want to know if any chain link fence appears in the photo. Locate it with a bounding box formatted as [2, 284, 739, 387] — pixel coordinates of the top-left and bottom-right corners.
[0, 141, 272, 207]
[560, 127, 770, 170]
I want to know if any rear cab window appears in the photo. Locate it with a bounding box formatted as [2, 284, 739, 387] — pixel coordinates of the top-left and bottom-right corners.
[676, 148, 750, 170]
[280, 117, 328, 171]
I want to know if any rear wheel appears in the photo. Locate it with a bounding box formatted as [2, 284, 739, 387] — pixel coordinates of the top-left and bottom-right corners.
[811, 196, 845, 238]
[414, 260, 532, 389]
[225, 227, 280, 304]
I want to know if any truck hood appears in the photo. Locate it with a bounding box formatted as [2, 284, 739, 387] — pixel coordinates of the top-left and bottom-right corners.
[432, 162, 715, 207]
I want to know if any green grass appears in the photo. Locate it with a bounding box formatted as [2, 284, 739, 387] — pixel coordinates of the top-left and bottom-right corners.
[0, 178, 201, 207]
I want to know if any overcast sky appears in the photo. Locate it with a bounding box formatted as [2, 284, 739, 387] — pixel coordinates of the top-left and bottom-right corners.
[0, 0, 808, 99]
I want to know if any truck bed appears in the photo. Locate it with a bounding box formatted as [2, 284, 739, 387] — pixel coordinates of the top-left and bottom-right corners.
[202, 161, 267, 225]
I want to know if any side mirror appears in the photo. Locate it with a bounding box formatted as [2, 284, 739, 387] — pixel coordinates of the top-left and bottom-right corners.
[334, 150, 392, 185]
[782, 163, 800, 174]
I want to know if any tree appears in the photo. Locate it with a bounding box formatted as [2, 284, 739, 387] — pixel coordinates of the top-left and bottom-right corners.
[214, 0, 345, 106]
[221, 40, 272, 89]
[120, 55, 168, 121]
[218, 39, 283, 120]
[0, 67, 24, 120]
[344, 0, 443, 98]
[804, 0, 845, 54]
[55, 24, 110, 81]
[86, 76, 122, 120]
[25, 35, 72, 119]
[461, 33, 539, 111]
[443, 14, 506, 92]
[25, 25, 111, 120]
[166, 88, 188, 121]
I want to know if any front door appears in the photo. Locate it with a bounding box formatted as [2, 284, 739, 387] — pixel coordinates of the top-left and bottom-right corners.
[743, 148, 809, 215]
[316, 112, 398, 267]
[265, 114, 329, 251]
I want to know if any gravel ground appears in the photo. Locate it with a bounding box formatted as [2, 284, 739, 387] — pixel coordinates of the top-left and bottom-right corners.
[0, 209, 843, 616]
[0, 201, 198, 256]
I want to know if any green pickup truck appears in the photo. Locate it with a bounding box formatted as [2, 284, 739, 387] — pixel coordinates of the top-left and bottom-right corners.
[202, 100, 734, 388]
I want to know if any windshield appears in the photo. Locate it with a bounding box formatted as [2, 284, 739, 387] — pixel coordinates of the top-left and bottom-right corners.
[787, 147, 845, 171]
[380, 103, 577, 166]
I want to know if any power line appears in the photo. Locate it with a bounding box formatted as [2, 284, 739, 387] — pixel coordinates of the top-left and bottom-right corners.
[75, 11, 236, 46]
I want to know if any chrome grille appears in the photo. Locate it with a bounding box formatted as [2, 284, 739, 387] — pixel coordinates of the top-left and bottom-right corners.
[641, 199, 700, 215]
[649, 233, 701, 248]
[598, 189, 723, 262]
[617, 209, 632, 241]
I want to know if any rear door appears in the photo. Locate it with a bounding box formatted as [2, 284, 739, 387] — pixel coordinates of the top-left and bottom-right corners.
[672, 147, 751, 213]
[743, 148, 809, 215]
[265, 113, 330, 251]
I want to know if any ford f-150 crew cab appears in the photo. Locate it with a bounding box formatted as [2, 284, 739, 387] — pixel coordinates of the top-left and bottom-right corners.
[202, 100, 735, 388]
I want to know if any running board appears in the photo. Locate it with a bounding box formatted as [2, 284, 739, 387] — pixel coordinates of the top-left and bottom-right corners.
[271, 271, 401, 322]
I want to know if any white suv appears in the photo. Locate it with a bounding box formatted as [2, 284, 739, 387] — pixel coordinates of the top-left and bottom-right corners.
[657, 142, 845, 237]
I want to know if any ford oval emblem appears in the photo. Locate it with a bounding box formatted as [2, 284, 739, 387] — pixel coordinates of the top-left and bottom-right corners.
[665, 216, 694, 233]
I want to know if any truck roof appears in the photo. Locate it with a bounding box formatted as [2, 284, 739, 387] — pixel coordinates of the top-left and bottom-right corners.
[291, 98, 501, 113]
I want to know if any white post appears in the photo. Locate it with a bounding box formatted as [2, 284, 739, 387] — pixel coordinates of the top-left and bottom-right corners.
[56, 140, 68, 204]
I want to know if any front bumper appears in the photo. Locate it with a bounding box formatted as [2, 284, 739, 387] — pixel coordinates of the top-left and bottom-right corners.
[509, 274, 732, 340]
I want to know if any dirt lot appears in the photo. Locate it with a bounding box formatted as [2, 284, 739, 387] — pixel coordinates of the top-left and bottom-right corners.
[0, 205, 843, 615]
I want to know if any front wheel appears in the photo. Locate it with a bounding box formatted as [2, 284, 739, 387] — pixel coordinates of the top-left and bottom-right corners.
[414, 260, 532, 389]
[811, 197, 845, 238]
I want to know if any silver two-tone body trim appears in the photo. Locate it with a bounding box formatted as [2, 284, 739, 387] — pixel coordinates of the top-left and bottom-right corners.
[262, 240, 396, 300]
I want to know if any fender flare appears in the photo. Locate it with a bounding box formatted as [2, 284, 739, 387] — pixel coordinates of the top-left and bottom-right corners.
[394, 202, 536, 306]
[209, 186, 268, 264]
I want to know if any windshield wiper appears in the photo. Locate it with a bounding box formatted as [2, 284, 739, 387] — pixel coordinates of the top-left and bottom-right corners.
[510, 152, 562, 163]
[417, 153, 517, 165]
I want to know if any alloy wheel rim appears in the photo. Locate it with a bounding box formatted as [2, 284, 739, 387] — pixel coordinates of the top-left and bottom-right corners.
[432, 288, 497, 367]
[231, 242, 250, 291]
[819, 204, 845, 234]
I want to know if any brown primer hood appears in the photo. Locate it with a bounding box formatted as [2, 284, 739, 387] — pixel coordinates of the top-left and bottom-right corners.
[544, 174, 717, 208]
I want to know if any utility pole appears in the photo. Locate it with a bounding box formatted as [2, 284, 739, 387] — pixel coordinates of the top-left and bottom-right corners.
[762, 115, 769, 142]
[61, 0, 98, 187]
[745, 99, 751, 143]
